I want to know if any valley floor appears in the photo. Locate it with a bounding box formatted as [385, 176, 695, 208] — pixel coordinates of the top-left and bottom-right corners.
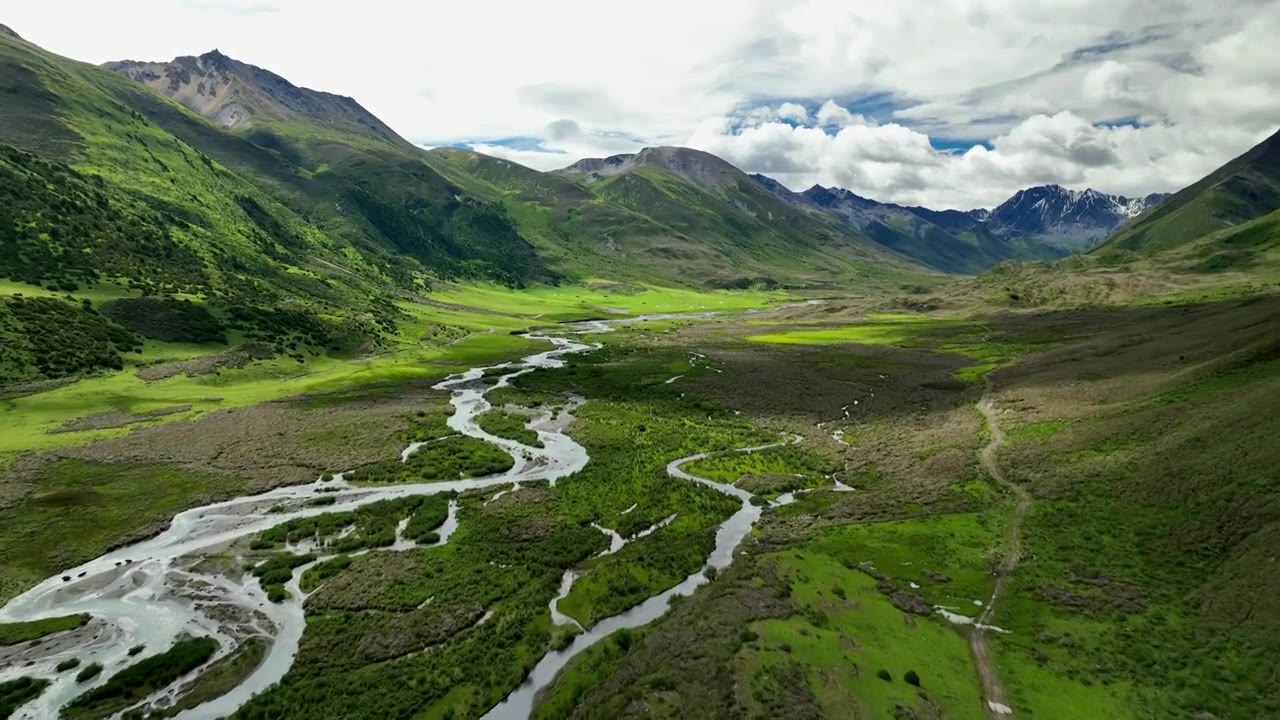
[1, 284, 1278, 720]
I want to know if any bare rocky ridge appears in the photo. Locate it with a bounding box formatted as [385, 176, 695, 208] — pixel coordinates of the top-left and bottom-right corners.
[102, 50, 411, 150]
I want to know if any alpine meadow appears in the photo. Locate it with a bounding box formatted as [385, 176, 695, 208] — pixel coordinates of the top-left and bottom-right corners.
[1, 5, 1278, 720]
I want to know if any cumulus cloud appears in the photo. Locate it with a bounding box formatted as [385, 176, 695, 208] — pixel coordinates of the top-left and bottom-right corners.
[689, 101, 1276, 208]
[10, 0, 1279, 206]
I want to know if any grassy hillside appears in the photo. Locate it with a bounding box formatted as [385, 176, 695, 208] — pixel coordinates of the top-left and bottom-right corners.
[0, 30, 573, 384]
[960, 131, 1280, 309]
[1100, 129, 1280, 257]
[427, 147, 933, 290]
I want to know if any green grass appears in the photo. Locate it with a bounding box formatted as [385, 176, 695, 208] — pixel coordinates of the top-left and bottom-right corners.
[682, 443, 838, 499]
[808, 511, 1007, 616]
[351, 435, 514, 484]
[475, 409, 542, 447]
[746, 313, 1039, 382]
[0, 613, 89, 646]
[426, 281, 786, 320]
[0, 278, 139, 303]
[0, 328, 541, 458]
[1008, 420, 1073, 441]
[532, 628, 648, 720]
[739, 552, 985, 719]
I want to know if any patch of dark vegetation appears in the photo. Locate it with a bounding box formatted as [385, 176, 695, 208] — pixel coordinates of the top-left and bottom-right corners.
[748, 661, 823, 719]
[475, 408, 542, 447]
[348, 175, 555, 287]
[249, 553, 316, 603]
[220, 304, 358, 361]
[0, 144, 208, 294]
[100, 297, 226, 343]
[0, 296, 140, 384]
[150, 637, 267, 718]
[1031, 568, 1147, 616]
[0, 677, 50, 718]
[62, 636, 218, 720]
[351, 435, 513, 484]
[251, 494, 452, 558]
[75, 663, 103, 683]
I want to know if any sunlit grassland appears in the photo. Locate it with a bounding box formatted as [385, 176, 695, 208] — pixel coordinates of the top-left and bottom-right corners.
[738, 552, 985, 720]
[0, 329, 542, 459]
[745, 312, 1032, 382]
[426, 281, 788, 319]
[3, 276, 780, 462]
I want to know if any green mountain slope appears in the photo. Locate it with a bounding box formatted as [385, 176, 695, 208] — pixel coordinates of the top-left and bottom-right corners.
[0, 31, 555, 383]
[97, 49, 553, 287]
[101, 48, 934, 290]
[1100, 129, 1280, 257]
[426, 146, 930, 289]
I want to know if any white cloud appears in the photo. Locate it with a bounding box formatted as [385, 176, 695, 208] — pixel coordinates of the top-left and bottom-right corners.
[690, 104, 1276, 208]
[7, 0, 1280, 207]
[775, 102, 811, 124]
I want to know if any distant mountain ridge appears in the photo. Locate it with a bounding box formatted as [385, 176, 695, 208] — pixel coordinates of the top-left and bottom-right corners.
[748, 173, 1169, 270]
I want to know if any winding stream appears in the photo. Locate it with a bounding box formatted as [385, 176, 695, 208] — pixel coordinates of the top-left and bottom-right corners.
[0, 328, 600, 719]
[1, 313, 846, 719]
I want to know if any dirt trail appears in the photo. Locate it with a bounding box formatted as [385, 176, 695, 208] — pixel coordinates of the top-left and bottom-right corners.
[971, 376, 1030, 717]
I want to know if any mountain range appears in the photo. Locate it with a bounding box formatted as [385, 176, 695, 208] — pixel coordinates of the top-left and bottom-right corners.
[1, 27, 1277, 384]
[750, 174, 1167, 270]
[88, 46, 1173, 279]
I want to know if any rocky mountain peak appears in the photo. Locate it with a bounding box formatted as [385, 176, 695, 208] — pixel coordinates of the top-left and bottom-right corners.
[103, 50, 410, 149]
[986, 183, 1168, 248]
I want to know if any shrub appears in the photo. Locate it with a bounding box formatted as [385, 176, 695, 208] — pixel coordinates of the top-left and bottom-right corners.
[877, 669, 892, 682]
[904, 670, 921, 687]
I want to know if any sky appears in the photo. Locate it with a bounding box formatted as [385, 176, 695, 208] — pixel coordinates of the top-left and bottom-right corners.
[9, 0, 1280, 209]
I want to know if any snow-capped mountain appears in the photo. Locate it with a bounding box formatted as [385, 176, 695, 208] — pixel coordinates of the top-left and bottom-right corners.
[750, 175, 1170, 272]
[984, 184, 1168, 250]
